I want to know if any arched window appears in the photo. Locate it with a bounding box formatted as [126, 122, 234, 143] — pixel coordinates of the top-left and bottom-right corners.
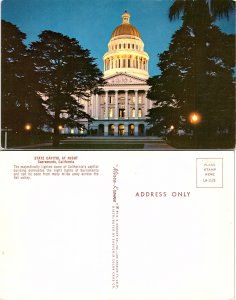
[128, 59, 131, 68]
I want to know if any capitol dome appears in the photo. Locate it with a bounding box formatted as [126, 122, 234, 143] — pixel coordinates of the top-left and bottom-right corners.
[103, 11, 149, 79]
[111, 11, 141, 38]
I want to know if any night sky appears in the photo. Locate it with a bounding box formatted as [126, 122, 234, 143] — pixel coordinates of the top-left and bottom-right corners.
[2, 0, 235, 76]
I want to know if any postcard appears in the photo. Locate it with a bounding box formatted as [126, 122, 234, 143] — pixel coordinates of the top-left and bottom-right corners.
[1, 0, 235, 299]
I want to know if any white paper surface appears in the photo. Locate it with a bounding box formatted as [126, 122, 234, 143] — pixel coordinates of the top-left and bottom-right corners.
[0, 150, 234, 300]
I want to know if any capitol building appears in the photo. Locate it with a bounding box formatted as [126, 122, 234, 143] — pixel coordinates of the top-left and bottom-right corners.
[64, 11, 153, 136]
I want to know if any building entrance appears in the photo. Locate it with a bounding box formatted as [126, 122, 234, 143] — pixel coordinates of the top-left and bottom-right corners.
[118, 124, 125, 136]
[129, 124, 135, 136]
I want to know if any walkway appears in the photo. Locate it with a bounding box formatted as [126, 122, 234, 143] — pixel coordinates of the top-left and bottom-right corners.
[7, 136, 175, 150]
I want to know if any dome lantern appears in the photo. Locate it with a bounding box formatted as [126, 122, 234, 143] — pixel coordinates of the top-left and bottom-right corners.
[122, 10, 130, 24]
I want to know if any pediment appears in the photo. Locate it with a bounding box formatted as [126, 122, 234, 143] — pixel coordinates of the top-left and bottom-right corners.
[104, 73, 147, 86]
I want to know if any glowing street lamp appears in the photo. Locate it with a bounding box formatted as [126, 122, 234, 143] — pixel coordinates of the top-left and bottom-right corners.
[189, 112, 201, 124]
[25, 124, 32, 131]
[58, 125, 63, 130]
[170, 125, 175, 130]
[189, 112, 201, 148]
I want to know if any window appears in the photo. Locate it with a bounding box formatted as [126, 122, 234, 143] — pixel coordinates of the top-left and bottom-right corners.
[132, 96, 135, 103]
[119, 44, 121, 49]
[132, 44, 134, 49]
[128, 44, 130, 49]
[123, 59, 125, 68]
[138, 96, 142, 104]
[132, 108, 135, 118]
[109, 108, 113, 118]
[124, 44, 126, 48]
[138, 109, 142, 118]
[128, 59, 131, 68]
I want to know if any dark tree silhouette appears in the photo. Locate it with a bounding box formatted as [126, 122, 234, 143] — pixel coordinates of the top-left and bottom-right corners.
[29, 30, 104, 146]
[1, 20, 46, 133]
[147, 0, 235, 148]
[169, 0, 235, 21]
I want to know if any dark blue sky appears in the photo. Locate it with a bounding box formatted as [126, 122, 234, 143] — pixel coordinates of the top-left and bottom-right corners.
[2, 0, 235, 76]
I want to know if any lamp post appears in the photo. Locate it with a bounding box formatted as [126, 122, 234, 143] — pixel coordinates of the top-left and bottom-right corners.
[24, 123, 32, 146]
[188, 112, 201, 147]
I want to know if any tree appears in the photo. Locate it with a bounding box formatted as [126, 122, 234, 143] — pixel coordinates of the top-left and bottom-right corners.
[1, 20, 45, 132]
[147, 0, 235, 147]
[29, 30, 104, 146]
[169, 0, 235, 21]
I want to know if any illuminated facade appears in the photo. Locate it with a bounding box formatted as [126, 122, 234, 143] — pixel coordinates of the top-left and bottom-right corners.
[61, 11, 153, 136]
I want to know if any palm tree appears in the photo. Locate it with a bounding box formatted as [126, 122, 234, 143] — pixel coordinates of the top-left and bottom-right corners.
[169, 0, 235, 21]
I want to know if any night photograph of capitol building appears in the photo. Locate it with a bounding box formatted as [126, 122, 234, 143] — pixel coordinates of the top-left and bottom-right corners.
[62, 11, 152, 137]
[88, 11, 152, 137]
[1, 0, 235, 149]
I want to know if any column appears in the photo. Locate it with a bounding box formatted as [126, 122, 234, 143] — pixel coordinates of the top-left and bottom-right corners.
[124, 124, 129, 136]
[143, 125, 147, 136]
[135, 90, 138, 119]
[138, 56, 140, 69]
[144, 91, 148, 116]
[104, 123, 108, 137]
[105, 91, 109, 119]
[114, 124, 118, 136]
[134, 124, 139, 136]
[95, 94, 99, 119]
[115, 91, 118, 120]
[125, 90, 129, 119]
[91, 94, 94, 117]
